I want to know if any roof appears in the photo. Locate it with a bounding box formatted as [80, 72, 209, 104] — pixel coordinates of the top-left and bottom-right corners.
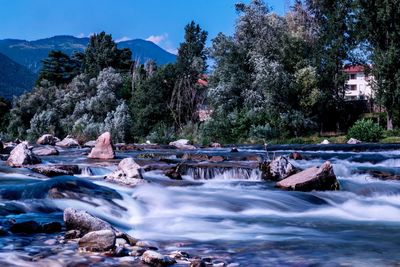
[343, 65, 365, 73]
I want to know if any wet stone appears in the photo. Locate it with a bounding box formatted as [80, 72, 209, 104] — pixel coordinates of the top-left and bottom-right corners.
[10, 220, 42, 234]
[42, 221, 62, 233]
[65, 229, 81, 239]
[141, 250, 176, 266]
[78, 229, 116, 252]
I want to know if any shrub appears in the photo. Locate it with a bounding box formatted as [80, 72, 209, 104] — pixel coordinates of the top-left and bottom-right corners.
[347, 119, 383, 142]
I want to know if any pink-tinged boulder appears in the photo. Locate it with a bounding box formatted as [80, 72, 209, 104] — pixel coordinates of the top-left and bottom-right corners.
[106, 158, 146, 186]
[32, 146, 59, 156]
[276, 161, 340, 191]
[88, 132, 115, 159]
[6, 142, 41, 167]
[169, 139, 196, 150]
[56, 136, 79, 148]
[36, 134, 60, 146]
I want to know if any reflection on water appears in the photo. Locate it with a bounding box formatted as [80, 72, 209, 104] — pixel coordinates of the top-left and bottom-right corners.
[0, 145, 400, 266]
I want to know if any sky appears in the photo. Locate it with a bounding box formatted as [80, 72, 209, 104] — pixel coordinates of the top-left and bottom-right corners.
[0, 0, 287, 54]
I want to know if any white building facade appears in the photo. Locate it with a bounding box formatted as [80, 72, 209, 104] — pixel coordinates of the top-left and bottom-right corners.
[344, 66, 373, 100]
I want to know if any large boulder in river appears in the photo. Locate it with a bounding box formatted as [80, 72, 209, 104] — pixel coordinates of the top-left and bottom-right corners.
[32, 146, 59, 156]
[56, 136, 79, 148]
[169, 139, 196, 150]
[261, 156, 295, 181]
[78, 229, 116, 252]
[30, 165, 74, 177]
[106, 158, 146, 186]
[64, 208, 113, 236]
[276, 161, 340, 191]
[36, 134, 60, 146]
[6, 142, 41, 167]
[88, 132, 115, 159]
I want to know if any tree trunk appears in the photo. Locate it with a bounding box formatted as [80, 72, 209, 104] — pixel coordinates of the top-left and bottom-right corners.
[387, 112, 393, 131]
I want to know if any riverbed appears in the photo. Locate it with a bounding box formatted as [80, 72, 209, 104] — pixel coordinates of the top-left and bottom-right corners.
[1, 144, 400, 266]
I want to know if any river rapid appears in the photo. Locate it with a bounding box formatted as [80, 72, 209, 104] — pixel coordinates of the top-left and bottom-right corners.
[1, 144, 400, 266]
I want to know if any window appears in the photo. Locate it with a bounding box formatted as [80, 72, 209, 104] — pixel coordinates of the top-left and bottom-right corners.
[348, 85, 357, 91]
[349, 74, 356, 80]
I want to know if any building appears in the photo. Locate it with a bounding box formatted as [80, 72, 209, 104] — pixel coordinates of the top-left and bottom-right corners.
[344, 65, 373, 100]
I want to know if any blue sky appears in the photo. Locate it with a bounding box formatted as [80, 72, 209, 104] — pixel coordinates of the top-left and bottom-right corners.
[0, 0, 287, 54]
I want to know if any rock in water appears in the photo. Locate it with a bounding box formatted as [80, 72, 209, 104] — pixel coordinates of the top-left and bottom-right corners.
[141, 250, 176, 266]
[32, 146, 59, 156]
[83, 140, 96, 148]
[88, 132, 115, 159]
[106, 158, 146, 186]
[347, 138, 362, 144]
[261, 156, 295, 181]
[10, 220, 42, 234]
[63, 208, 113, 236]
[169, 139, 196, 150]
[56, 136, 79, 148]
[78, 230, 116, 252]
[321, 139, 330, 145]
[6, 142, 41, 167]
[210, 142, 222, 148]
[37, 134, 60, 146]
[30, 165, 73, 177]
[289, 152, 303, 160]
[276, 161, 340, 191]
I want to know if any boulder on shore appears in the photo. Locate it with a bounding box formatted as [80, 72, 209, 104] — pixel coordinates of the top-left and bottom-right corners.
[210, 142, 222, 148]
[169, 139, 196, 150]
[347, 138, 362, 144]
[88, 132, 115, 160]
[32, 146, 59, 156]
[37, 134, 60, 146]
[78, 229, 116, 252]
[6, 142, 41, 167]
[56, 136, 79, 148]
[276, 161, 340, 191]
[321, 139, 330, 145]
[63, 208, 113, 236]
[261, 156, 295, 181]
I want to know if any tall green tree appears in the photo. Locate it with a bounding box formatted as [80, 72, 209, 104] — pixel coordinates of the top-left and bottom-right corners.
[306, 0, 356, 132]
[84, 32, 132, 78]
[170, 21, 208, 129]
[37, 50, 81, 85]
[356, 0, 400, 130]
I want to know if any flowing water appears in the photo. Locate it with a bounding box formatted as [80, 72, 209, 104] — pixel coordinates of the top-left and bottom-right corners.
[1, 145, 400, 266]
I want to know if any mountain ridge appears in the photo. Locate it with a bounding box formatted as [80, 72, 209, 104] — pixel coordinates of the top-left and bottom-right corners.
[0, 35, 177, 73]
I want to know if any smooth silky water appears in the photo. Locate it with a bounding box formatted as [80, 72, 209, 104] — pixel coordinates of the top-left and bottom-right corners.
[0, 145, 400, 266]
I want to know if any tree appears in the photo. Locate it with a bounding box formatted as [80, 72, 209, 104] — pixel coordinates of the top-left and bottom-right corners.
[356, 0, 400, 130]
[84, 32, 132, 78]
[170, 21, 208, 129]
[131, 64, 176, 138]
[37, 50, 81, 85]
[306, 0, 356, 132]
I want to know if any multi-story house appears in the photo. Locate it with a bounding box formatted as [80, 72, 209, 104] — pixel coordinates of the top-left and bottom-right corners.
[344, 65, 373, 101]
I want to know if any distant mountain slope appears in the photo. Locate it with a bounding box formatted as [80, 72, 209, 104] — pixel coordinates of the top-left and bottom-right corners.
[118, 39, 177, 65]
[0, 52, 35, 99]
[0, 35, 177, 74]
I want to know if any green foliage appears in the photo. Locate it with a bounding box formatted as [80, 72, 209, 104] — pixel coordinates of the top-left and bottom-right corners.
[131, 64, 176, 138]
[37, 50, 81, 86]
[146, 123, 176, 144]
[347, 119, 383, 142]
[84, 32, 132, 78]
[0, 97, 11, 133]
[356, 0, 400, 130]
[170, 21, 208, 129]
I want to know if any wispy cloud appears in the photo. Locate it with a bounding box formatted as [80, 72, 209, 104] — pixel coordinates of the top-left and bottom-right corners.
[146, 33, 178, 55]
[146, 33, 168, 45]
[76, 33, 95, 38]
[166, 47, 178, 55]
[115, 36, 132, 43]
